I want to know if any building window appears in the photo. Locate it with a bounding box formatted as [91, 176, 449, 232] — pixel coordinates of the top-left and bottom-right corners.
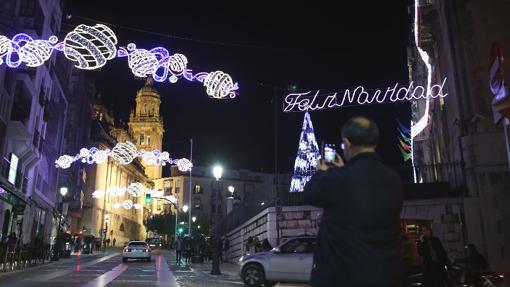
[143, 103, 147, 114]
[19, 0, 36, 16]
[11, 81, 32, 123]
[139, 133, 144, 145]
[147, 135, 151, 145]
[194, 185, 202, 194]
[194, 197, 201, 209]
[175, 187, 180, 194]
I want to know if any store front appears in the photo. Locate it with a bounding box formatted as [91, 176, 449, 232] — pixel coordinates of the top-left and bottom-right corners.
[0, 184, 26, 243]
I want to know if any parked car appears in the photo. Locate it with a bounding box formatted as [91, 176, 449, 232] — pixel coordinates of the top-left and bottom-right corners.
[122, 241, 151, 262]
[239, 236, 316, 286]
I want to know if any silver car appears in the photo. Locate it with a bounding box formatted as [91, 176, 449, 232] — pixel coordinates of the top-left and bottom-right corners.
[122, 241, 151, 262]
[239, 236, 316, 286]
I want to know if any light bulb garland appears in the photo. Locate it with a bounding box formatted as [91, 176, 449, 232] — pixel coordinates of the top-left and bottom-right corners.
[92, 183, 162, 199]
[55, 141, 192, 171]
[0, 24, 238, 99]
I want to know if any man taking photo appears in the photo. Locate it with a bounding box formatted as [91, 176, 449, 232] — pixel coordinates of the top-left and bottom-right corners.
[304, 116, 403, 287]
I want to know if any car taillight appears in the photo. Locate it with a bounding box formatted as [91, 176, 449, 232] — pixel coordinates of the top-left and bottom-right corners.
[144, 248, 150, 252]
[123, 248, 128, 252]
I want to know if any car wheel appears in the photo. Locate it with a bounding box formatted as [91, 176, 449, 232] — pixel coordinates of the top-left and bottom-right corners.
[242, 264, 265, 287]
[122, 257, 128, 263]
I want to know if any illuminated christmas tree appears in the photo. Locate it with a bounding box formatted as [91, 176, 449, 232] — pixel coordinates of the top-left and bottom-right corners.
[290, 112, 321, 192]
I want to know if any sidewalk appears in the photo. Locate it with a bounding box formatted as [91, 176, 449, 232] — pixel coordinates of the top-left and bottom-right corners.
[0, 247, 120, 277]
[191, 260, 240, 281]
[164, 249, 240, 281]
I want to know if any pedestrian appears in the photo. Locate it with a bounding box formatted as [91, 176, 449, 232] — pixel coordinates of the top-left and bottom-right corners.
[261, 238, 272, 252]
[401, 234, 424, 283]
[303, 116, 403, 287]
[184, 236, 192, 264]
[7, 232, 17, 252]
[175, 235, 183, 264]
[106, 238, 110, 247]
[112, 238, 116, 247]
[417, 226, 451, 287]
[96, 238, 101, 252]
[217, 237, 223, 264]
[223, 237, 230, 263]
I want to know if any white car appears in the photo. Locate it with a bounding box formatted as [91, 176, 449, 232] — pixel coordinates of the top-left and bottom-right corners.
[122, 241, 151, 262]
[239, 236, 316, 286]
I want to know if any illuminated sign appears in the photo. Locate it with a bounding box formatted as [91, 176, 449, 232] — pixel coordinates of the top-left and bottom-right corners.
[8, 153, 18, 184]
[283, 78, 448, 113]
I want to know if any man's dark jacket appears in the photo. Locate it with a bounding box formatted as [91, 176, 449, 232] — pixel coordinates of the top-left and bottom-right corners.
[303, 153, 403, 287]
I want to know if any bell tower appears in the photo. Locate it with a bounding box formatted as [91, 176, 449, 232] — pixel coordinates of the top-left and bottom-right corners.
[128, 77, 164, 179]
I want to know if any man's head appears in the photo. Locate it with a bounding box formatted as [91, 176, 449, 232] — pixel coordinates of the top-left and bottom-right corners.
[341, 116, 379, 160]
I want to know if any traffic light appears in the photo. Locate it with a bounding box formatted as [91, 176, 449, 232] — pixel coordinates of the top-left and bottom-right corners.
[177, 227, 184, 234]
[145, 193, 151, 204]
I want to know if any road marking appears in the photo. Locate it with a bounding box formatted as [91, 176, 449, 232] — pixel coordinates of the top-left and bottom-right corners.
[156, 254, 180, 287]
[80, 263, 128, 287]
[33, 252, 121, 282]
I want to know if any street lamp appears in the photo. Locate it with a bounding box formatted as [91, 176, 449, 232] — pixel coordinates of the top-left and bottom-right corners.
[52, 186, 68, 261]
[192, 216, 196, 222]
[212, 165, 223, 181]
[182, 205, 189, 213]
[227, 186, 234, 199]
[211, 165, 223, 275]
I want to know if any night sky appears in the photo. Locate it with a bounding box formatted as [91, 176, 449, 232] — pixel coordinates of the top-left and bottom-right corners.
[63, 1, 412, 176]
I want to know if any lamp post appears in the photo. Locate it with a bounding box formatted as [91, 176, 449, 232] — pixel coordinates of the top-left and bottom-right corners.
[52, 186, 68, 261]
[211, 165, 223, 275]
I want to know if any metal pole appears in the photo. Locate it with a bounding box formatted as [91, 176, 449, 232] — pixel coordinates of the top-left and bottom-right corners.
[100, 158, 110, 252]
[175, 197, 179, 236]
[504, 118, 510, 169]
[211, 179, 221, 275]
[188, 138, 193, 236]
[273, 87, 280, 245]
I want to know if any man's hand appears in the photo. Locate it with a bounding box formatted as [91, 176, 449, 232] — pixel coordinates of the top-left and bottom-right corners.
[316, 159, 329, 171]
[332, 153, 345, 168]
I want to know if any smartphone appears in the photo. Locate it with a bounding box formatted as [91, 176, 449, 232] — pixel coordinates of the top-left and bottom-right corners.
[323, 144, 336, 163]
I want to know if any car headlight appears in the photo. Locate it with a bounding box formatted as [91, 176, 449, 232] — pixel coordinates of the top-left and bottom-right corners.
[239, 256, 244, 262]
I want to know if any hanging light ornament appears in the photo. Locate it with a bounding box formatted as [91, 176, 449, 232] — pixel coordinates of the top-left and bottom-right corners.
[126, 182, 146, 197]
[18, 36, 57, 67]
[92, 190, 105, 198]
[175, 158, 193, 172]
[203, 71, 236, 99]
[110, 141, 138, 165]
[168, 53, 187, 74]
[63, 24, 117, 70]
[55, 155, 75, 169]
[0, 24, 238, 98]
[122, 199, 134, 210]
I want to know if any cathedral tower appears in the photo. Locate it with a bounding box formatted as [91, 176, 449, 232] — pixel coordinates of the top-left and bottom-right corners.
[128, 77, 164, 179]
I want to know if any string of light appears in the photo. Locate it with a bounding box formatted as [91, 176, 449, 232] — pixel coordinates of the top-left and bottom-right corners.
[92, 183, 163, 199]
[67, 15, 342, 57]
[55, 141, 193, 172]
[0, 24, 238, 99]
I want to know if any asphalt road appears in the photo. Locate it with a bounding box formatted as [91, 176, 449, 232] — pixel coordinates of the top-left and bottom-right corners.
[0, 249, 242, 287]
